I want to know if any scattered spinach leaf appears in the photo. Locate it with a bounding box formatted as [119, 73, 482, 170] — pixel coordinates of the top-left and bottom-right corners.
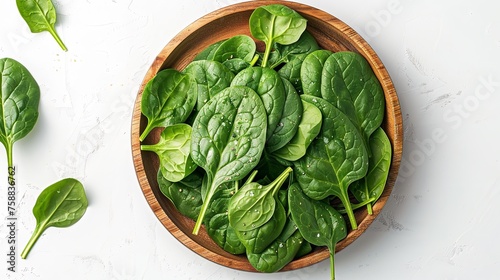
[0, 58, 40, 168]
[16, 0, 67, 51]
[21, 178, 88, 259]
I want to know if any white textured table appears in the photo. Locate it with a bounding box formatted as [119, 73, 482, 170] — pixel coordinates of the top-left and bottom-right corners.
[1, 0, 499, 279]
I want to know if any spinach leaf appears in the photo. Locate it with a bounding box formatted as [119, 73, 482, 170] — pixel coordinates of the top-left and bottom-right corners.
[269, 30, 319, 69]
[246, 218, 304, 273]
[183, 60, 234, 111]
[295, 95, 368, 230]
[190, 86, 267, 235]
[350, 127, 392, 214]
[204, 183, 246, 254]
[321, 51, 385, 143]
[141, 124, 197, 182]
[266, 78, 302, 153]
[157, 168, 203, 221]
[249, 4, 307, 67]
[16, 0, 67, 51]
[235, 199, 286, 254]
[21, 178, 88, 259]
[273, 99, 322, 162]
[231, 67, 286, 141]
[0, 58, 40, 168]
[288, 183, 347, 280]
[228, 167, 292, 231]
[194, 35, 257, 73]
[300, 50, 333, 97]
[140, 69, 197, 141]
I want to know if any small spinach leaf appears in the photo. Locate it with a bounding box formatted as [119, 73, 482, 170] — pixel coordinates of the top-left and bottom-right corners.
[141, 124, 197, 182]
[289, 183, 347, 280]
[350, 127, 392, 214]
[190, 86, 267, 235]
[228, 167, 292, 231]
[16, 0, 67, 51]
[249, 4, 307, 67]
[140, 69, 197, 141]
[21, 178, 88, 259]
[0, 58, 40, 168]
[270, 30, 319, 69]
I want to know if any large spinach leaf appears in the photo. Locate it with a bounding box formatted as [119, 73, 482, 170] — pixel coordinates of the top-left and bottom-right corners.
[141, 124, 197, 182]
[295, 95, 368, 230]
[190, 86, 267, 235]
[249, 4, 307, 67]
[289, 183, 346, 280]
[350, 127, 392, 214]
[21, 178, 88, 258]
[0, 58, 40, 168]
[140, 69, 197, 141]
[16, 0, 67, 51]
[321, 51, 385, 143]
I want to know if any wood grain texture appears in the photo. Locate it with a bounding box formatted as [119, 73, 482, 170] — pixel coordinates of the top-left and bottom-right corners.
[131, 0, 403, 272]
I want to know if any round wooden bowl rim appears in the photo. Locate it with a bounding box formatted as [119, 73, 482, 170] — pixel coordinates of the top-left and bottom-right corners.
[131, 0, 403, 272]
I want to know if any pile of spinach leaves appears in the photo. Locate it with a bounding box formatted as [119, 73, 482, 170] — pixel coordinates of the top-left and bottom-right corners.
[140, 4, 392, 278]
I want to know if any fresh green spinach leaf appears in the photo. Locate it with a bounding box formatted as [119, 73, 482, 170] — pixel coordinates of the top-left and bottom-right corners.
[228, 167, 292, 231]
[249, 4, 307, 67]
[0, 58, 40, 168]
[300, 50, 333, 97]
[21, 178, 88, 259]
[295, 95, 368, 230]
[350, 127, 392, 214]
[16, 0, 67, 51]
[231, 67, 286, 141]
[140, 69, 197, 141]
[141, 124, 197, 182]
[273, 99, 322, 162]
[269, 30, 319, 69]
[183, 60, 234, 111]
[190, 86, 267, 235]
[321, 51, 385, 143]
[288, 183, 347, 280]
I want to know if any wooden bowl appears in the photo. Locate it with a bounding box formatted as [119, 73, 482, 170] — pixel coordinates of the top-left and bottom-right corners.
[131, 0, 403, 272]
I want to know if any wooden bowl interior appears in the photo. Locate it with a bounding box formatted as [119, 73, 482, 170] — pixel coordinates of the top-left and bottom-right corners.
[131, 0, 403, 272]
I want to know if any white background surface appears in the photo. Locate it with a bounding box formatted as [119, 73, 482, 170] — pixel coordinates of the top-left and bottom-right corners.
[1, 0, 500, 279]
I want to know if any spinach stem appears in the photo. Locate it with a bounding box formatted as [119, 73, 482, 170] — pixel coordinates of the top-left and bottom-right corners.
[139, 123, 155, 142]
[270, 167, 292, 196]
[7, 141, 13, 168]
[340, 188, 358, 230]
[20, 224, 44, 259]
[329, 252, 336, 280]
[193, 186, 214, 235]
[48, 26, 67, 52]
